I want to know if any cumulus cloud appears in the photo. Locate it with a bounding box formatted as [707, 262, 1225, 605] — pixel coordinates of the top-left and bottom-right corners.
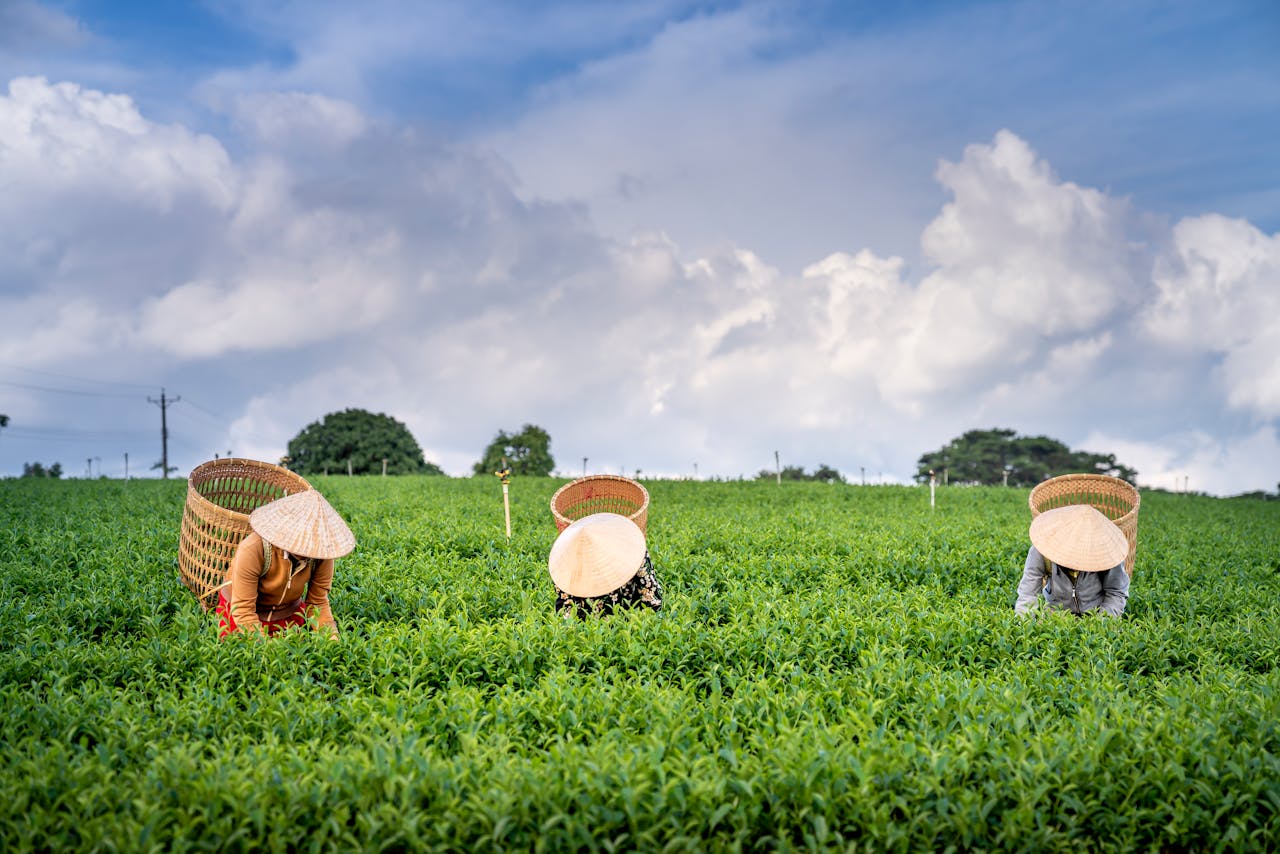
[1143, 214, 1280, 417]
[0, 77, 235, 210]
[2, 72, 1278, 493]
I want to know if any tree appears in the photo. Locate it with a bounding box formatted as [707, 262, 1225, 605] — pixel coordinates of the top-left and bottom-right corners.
[754, 464, 844, 483]
[811, 463, 844, 484]
[22, 462, 62, 479]
[287, 409, 444, 476]
[915, 428, 1137, 487]
[473, 424, 554, 476]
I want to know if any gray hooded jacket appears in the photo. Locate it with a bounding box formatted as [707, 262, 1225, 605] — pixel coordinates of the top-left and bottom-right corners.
[1015, 545, 1129, 617]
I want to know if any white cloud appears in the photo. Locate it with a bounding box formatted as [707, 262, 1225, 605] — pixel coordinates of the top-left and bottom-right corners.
[227, 91, 369, 150]
[0, 77, 236, 212]
[1143, 214, 1280, 417]
[1081, 428, 1280, 496]
[2, 71, 1278, 494]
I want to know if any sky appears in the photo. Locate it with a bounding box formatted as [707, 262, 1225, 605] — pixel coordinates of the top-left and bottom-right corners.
[0, 0, 1278, 495]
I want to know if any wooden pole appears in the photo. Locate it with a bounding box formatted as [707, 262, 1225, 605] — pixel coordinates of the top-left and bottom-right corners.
[347, 459, 353, 477]
[495, 458, 512, 539]
[775, 450, 781, 485]
[929, 470, 936, 509]
[382, 458, 387, 477]
[503, 483, 511, 538]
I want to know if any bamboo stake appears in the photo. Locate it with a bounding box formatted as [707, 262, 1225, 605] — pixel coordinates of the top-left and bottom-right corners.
[495, 458, 512, 539]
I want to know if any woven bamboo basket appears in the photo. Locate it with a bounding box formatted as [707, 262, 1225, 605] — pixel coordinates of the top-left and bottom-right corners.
[178, 458, 312, 609]
[551, 475, 650, 534]
[1029, 473, 1140, 575]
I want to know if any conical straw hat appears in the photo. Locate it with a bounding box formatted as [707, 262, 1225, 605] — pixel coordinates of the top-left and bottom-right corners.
[548, 513, 646, 598]
[1029, 504, 1127, 573]
[250, 490, 355, 559]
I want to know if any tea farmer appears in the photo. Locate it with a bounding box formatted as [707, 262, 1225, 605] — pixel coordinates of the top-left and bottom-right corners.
[548, 513, 663, 618]
[218, 490, 355, 638]
[1015, 504, 1129, 617]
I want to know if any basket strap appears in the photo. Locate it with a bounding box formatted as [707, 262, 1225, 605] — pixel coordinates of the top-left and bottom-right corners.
[262, 540, 272, 578]
[1042, 553, 1052, 590]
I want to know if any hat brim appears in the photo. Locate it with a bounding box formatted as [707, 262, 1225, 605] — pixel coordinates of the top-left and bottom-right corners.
[1030, 505, 1127, 572]
[548, 513, 647, 598]
[249, 491, 355, 559]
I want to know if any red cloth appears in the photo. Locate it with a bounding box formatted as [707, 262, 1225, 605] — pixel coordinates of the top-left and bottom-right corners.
[217, 589, 306, 639]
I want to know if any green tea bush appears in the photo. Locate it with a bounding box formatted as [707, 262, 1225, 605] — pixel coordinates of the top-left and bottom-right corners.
[0, 477, 1277, 851]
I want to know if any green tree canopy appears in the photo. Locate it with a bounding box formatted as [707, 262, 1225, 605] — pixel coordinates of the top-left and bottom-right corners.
[473, 424, 554, 476]
[287, 409, 444, 476]
[915, 428, 1137, 487]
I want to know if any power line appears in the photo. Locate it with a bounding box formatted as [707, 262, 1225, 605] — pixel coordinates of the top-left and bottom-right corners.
[3, 426, 152, 441]
[174, 397, 225, 421]
[0, 380, 141, 399]
[0, 362, 156, 390]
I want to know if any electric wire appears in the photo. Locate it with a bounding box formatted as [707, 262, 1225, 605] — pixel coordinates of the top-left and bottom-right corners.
[0, 380, 143, 398]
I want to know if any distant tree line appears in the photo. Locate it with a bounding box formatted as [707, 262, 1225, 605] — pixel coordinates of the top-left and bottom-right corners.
[756, 464, 844, 483]
[22, 462, 63, 479]
[915, 428, 1137, 486]
[283, 411, 559, 478]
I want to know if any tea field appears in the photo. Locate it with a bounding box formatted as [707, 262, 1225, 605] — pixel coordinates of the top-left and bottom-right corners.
[1, 476, 1278, 851]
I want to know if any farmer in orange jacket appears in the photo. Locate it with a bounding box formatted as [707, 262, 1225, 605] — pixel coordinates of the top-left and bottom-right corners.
[217, 490, 355, 638]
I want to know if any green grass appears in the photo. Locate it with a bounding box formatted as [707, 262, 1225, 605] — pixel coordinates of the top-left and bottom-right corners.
[0, 477, 1277, 851]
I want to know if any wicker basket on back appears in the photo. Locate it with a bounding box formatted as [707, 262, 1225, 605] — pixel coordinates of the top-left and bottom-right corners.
[551, 474, 649, 534]
[1029, 473, 1140, 575]
[179, 458, 312, 609]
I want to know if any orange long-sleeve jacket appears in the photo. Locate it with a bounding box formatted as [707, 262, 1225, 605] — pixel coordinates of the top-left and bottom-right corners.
[224, 532, 337, 635]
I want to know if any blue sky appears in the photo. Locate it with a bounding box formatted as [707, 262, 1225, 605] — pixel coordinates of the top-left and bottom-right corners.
[1, 0, 1278, 493]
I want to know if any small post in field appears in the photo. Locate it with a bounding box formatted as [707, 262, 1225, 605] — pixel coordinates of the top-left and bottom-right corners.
[382, 458, 387, 477]
[775, 450, 781, 486]
[929, 469, 936, 509]
[495, 457, 512, 539]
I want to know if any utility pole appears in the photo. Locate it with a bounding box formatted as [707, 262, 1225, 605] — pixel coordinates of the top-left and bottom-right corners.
[124, 452, 129, 481]
[861, 466, 866, 486]
[147, 387, 180, 479]
[775, 450, 781, 486]
[583, 457, 588, 476]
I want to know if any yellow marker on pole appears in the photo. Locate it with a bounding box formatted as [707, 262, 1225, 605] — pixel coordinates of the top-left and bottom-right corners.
[495, 460, 512, 539]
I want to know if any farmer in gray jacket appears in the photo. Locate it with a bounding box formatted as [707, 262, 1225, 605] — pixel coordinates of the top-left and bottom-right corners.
[1015, 504, 1129, 617]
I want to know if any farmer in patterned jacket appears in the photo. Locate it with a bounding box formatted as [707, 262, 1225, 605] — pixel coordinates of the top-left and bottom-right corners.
[548, 513, 663, 619]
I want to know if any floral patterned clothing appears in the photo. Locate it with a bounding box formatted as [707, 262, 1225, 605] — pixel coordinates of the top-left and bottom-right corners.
[555, 552, 663, 619]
